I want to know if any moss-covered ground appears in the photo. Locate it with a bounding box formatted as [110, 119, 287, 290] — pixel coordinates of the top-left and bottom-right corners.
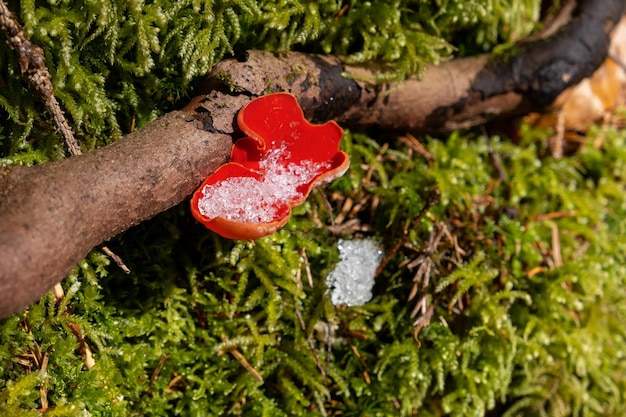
[2, 119, 626, 416]
[1, 1, 626, 416]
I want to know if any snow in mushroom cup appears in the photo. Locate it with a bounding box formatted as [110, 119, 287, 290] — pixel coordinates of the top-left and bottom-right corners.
[191, 93, 350, 240]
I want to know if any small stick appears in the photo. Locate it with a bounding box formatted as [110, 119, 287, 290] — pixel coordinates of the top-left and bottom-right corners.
[482, 127, 507, 182]
[349, 344, 371, 384]
[165, 374, 187, 393]
[551, 223, 563, 268]
[101, 246, 131, 274]
[0, 1, 81, 156]
[149, 354, 168, 385]
[295, 250, 303, 290]
[533, 210, 578, 221]
[325, 322, 332, 376]
[301, 248, 313, 288]
[376, 187, 440, 276]
[397, 133, 434, 162]
[67, 322, 96, 369]
[218, 337, 263, 382]
[314, 189, 336, 226]
[294, 303, 326, 376]
[39, 347, 51, 411]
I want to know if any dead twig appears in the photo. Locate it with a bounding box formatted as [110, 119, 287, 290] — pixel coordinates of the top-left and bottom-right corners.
[165, 373, 187, 393]
[0, 1, 80, 156]
[376, 187, 441, 277]
[149, 354, 168, 385]
[66, 321, 96, 369]
[533, 210, 578, 221]
[218, 336, 263, 382]
[349, 344, 371, 385]
[294, 303, 326, 376]
[397, 133, 434, 163]
[551, 223, 563, 268]
[302, 248, 313, 289]
[482, 126, 507, 182]
[101, 246, 131, 274]
[412, 304, 434, 347]
[38, 346, 51, 411]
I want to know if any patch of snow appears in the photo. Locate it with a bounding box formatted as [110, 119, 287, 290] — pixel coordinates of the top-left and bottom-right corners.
[326, 238, 383, 306]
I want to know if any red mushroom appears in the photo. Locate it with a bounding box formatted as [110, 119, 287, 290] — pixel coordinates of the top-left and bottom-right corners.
[190, 93, 349, 240]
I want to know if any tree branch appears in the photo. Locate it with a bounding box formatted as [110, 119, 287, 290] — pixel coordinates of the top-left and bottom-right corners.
[0, 113, 232, 317]
[0, 0, 623, 318]
[194, 0, 621, 133]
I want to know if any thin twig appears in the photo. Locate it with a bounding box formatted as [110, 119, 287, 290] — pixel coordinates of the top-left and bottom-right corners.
[376, 187, 440, 276]
[397, 133, 434, 163]
[101, 246, 131, 274]
[39, 346, 50, 411]
[482, 126, 507, 182]
[149, 354, 168, 385]
[349, 344, 371, 384]
[551, 110, 566, 158]
[0, 1, 129, 286]
[533, 210, 578, 221]
[218, 336, 263, 382]
[294, 303, 326, 376]
[165, 374, 187, 393]
[67, 322, 96, 369]
[295, 250, 303, 290]
[301, 248, 313, 288]
[326, 322, 332, 376]
[314, 188, 336, 226]
[412, 304, 434, 347]
[0, 1, 81, 156]
[551, 223, 563, 268]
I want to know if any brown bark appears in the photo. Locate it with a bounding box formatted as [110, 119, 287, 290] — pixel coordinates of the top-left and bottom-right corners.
[197, 0, 622, 133]
[0, 112, 231, 317]
[0, 0, 623, 318]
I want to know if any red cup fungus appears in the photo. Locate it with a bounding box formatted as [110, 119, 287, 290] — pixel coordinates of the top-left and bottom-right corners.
[190, 93, 350, 240]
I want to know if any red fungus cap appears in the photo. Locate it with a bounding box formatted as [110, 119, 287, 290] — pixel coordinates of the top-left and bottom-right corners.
[190, 93, 349, 240]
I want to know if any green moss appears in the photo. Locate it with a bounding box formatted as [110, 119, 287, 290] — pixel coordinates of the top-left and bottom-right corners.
[214, 70, 235, 92]
[4, 1, 625, 416]
[2, 121, 626, 416]
[0, 0, 539, 162]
